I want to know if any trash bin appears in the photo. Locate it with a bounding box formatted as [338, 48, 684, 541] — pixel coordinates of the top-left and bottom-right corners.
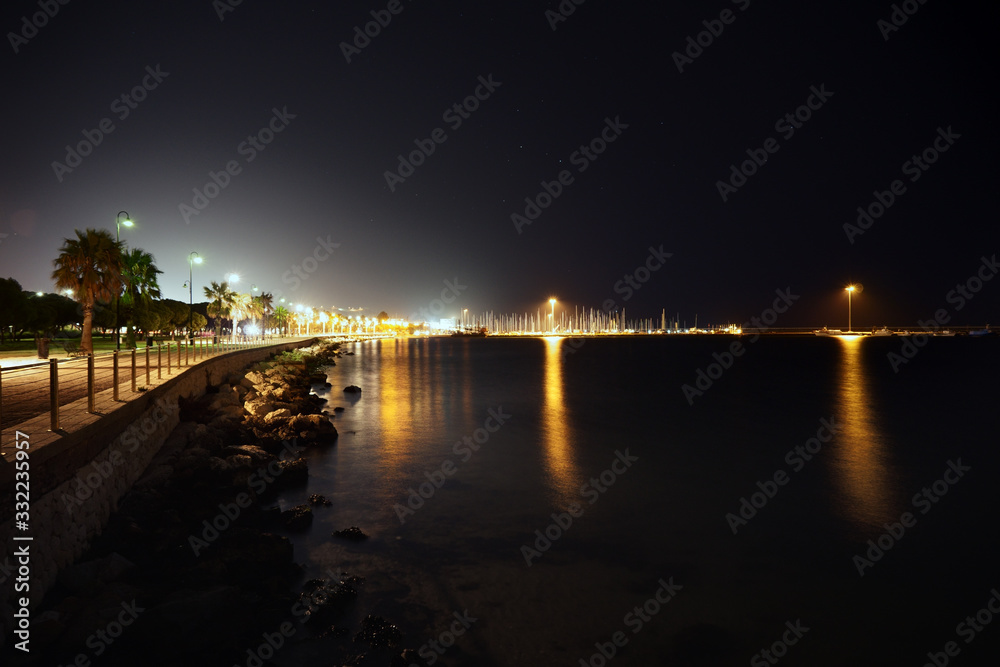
[38, 337, 50, 359]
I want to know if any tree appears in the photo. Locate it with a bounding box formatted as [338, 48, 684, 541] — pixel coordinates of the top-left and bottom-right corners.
[120, 247, 163, 348]
[204, 281, 235, 341]
[229, 292, 252, 338]
[256, 291, 273, 335]
[0, 278, 28, 342]
[272, 306, 289, 336]
[51, 228, 123, 354]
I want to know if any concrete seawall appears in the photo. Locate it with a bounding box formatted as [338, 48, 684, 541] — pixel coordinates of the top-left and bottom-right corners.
[0, 338, 317, 611]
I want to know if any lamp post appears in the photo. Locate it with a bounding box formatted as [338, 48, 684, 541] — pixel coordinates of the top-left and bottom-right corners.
[846, 285, 856, 333]
[187, 252, 201, 342]
[549, 298, 556, 334]
[114, 210, 133, 350]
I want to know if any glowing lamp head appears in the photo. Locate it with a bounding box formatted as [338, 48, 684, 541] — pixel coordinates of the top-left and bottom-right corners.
[121, 219, 133, 228]
[549, 298, 556, 306]
[192, 256, 202, 264]
[229, 273, 239, 283]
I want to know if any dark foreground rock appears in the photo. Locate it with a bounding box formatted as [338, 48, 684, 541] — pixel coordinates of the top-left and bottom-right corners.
[333, 526, 369, 541]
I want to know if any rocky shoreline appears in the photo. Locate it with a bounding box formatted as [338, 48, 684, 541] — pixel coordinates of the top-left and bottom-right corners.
[8, 339, 419, 666]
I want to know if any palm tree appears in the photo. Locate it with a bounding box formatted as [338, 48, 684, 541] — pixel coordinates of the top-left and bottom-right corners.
[120, 248, 163, 348]
[229, 292, 252, 340]
[272, 306, 289, 337]
[51, 228, 124, 354]
[204, 281, 235, 341]
[257, 291, 273, 337]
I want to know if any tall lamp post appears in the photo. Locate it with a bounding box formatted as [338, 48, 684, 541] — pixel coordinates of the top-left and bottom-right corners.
[549, 297, 556, 334]
[186, 252, 202, 341]
[114, 211, 133, 349]
[845, 284, 861, 333]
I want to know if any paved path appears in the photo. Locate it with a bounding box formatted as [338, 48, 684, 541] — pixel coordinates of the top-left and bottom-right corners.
[0, 338, 311, 445]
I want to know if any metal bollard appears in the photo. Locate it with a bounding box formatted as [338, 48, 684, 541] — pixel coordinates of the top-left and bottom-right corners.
[131, 348, 137, 392]
[167, 342, 172, 375]
[49, 358, 59, 431]
[87, 354, 95, 413]
[145, 346, 150, 385]
[113, 351, 119, 401]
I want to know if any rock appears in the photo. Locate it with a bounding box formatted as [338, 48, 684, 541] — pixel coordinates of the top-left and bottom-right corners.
[309, 494, 331, 506]
[272, 458, 308, 488]
[333, 406, 345, 412]
[264, 408, 292, 423]
[225, 454, 253, 469]
[332, 526, 368, 541]
[354, 614, 402, 648]
[242, 370, 266, 389]
[220, 444, 274, 464]
[280, 504, 313, 530]
[296, 575, 361, 625]
[56, 552, 136, 596]
[244, 397, 275, 418]
[343, 385, 362, 393]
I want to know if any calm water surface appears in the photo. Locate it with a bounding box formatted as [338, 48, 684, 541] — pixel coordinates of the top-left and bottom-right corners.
[273, 335, 1000, 666]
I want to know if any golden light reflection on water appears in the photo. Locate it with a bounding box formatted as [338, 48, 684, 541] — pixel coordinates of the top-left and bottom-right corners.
[832, 335, 898, 530]
[542, 337, 580, 506]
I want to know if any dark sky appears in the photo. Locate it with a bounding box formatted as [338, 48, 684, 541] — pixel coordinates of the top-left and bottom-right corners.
[1, 0, 996, 327]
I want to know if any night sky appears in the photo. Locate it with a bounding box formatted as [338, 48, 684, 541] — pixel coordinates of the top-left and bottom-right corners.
[1, 0, 996, 327]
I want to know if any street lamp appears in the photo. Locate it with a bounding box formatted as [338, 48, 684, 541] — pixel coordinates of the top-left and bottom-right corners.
[186, 252, 202, 341]
[845, 284, 862, 333]
[549, 298, 557, 333]
[463, 308, 468, 331]
[114, 210, 133, 349]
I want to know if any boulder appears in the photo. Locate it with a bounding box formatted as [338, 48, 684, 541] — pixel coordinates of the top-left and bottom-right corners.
[343, 385, 362, 393]
[280, 504, 313, 530]
[244, 398, 275, 418]
[242, 370, 266, 389]
[264, 408, 292, 423]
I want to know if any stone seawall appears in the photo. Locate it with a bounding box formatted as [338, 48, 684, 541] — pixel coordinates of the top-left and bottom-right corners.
[0, 338, 317, 612]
